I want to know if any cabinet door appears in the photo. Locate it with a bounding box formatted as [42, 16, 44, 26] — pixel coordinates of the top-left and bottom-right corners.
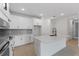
[13, 36, 21, 47]
[13, 35, 32, 47]
[0, 18, 4, 26]
[21, 35, 30, 44]
[33, 25, 41, 36]
[0, 9, 8, 22]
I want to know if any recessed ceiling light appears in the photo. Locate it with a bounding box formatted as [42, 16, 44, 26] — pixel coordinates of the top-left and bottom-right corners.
[50, 16, 56, 19]
[60, 13, 64, 16]
[21, 8, 25, 11]
[39, 13, 44, 17]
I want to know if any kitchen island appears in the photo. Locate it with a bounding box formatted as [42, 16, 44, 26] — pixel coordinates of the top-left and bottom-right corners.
[34, 35, 67, 56]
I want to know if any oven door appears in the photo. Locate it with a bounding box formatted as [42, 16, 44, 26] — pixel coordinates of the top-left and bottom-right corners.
[0, 41, 9, 56]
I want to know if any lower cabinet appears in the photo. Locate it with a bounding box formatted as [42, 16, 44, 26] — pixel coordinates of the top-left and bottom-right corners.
[9, 35, 33, 56]
[34, 38, 66, 56]
[9, 40, 14, 56]
[13, 35, 33, 47]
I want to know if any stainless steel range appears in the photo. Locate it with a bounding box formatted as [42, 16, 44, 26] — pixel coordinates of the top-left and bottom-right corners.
[0, 17, 10, 56]
[0, 40, 9, 56]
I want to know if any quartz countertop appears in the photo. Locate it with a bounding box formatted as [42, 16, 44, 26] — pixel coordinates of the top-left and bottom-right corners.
[34, 35, 67, 43]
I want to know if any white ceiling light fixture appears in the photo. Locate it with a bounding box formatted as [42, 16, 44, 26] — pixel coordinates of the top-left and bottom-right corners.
[60, 13, 64, 16]
[40, 13, 44, 17]
[21, 8, 25, 11]
[39, 13, 44, 19]
[72, 16, 75, 18]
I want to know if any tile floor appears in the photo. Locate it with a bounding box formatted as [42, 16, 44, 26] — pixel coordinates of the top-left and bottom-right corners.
[13, 39, 79, 56]
[13, 43, 36, 56]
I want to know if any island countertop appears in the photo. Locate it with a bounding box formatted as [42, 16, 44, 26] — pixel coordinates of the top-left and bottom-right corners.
[34, 35, 67, 43]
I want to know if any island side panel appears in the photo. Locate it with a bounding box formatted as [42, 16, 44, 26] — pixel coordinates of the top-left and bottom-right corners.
[40, 39, 66, 56]
[34, 39, 41, 56]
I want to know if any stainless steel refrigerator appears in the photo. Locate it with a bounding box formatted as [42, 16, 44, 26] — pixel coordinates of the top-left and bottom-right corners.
[72, 20, 78, 39]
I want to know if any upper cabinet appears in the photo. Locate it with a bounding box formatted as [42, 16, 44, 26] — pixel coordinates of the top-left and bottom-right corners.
[9, 15, 33, 29]
[0, 9, 8, 22]
[0, 3, 9, 12]
[0, 3, 7, 10]
[0, 3, 10, 22]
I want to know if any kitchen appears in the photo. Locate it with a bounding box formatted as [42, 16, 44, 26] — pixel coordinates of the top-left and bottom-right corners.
[0, 3, 79, 56]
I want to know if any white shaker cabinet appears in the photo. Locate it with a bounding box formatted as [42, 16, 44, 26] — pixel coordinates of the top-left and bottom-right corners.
[9, 15, 33, 29]
[13, 35, 33, 47]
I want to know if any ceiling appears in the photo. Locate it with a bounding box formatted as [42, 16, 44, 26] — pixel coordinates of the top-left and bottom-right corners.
[9, 3, 79, 19]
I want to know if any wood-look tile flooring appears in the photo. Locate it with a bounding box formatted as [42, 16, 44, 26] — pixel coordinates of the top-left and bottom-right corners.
[13, 43, 36, 56]
[66, 39, 78, 47]
[54, 39, 79, 56]
[13, 39, 79, 56]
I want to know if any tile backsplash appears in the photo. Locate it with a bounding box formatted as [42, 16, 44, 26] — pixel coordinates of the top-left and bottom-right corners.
[9, 29, 32, 36]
